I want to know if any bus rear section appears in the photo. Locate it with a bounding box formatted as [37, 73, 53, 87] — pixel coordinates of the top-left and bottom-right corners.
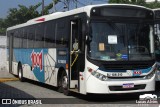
[85, 5, 156, 94]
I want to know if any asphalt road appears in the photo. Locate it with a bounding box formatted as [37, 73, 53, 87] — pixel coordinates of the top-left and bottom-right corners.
[1, 79, 160, 107]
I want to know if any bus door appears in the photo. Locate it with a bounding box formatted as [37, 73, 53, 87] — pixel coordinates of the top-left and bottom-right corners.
[70, 19, 82, 90]
[9, 34, 13, 73]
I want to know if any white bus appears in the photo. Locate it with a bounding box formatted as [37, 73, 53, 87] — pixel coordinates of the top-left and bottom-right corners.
[153, 9, 160, 81]
[7, 4, 156, 95]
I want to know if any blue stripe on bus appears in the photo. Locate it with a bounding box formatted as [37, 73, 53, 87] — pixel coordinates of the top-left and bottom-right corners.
[14, 49, 48, 83]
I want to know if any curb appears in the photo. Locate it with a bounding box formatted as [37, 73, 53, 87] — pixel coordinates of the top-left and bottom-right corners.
[0, 78, 19, 83]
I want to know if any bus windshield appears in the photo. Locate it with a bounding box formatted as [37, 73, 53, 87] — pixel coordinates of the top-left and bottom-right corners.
[88, 21, 154, 61]
[155, 22, 160, 60]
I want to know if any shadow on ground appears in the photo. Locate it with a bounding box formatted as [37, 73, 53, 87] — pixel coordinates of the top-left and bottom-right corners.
[24, 78, 145, 104]
[0, 82, 35, 107]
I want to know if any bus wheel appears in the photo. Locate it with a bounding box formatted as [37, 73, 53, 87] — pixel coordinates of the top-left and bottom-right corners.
[18, 65, 24, 82]
[62, 72, 70, 96]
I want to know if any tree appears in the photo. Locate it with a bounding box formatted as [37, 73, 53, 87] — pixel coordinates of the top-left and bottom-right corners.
[108, 0, 146, 5]
[5, 3, 42, 27]
[108, 0, 160, 8]
[145, 1, 160, 9]
[108, 0, 130, 3]
[0, 18, 6, 35]
[43, 0, 60, 14]
[0, 1, 63, 35]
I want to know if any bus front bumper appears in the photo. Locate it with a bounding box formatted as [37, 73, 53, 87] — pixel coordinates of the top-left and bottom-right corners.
[86, 74, 155, 94]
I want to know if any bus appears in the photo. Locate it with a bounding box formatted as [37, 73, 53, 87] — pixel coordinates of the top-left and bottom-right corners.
[153, 9, 160, 81]
[7, 4, 156, 95]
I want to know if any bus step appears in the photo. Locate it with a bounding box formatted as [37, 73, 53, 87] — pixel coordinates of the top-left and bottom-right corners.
[69, 89, 79, 93]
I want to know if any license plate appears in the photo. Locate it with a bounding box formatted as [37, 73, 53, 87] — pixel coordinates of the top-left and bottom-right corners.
[122, 83, 134, 88]
[107, 73, 123, 77]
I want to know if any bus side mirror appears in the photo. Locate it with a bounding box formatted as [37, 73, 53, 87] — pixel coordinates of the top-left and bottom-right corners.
[86, 36, 91, 45]
[155, 48, 160, 62]
[155, 53, 160, 62]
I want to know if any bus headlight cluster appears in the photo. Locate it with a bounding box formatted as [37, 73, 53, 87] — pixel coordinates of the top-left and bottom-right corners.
[87, 67, 108, 81]
[144, 68, 156, 79]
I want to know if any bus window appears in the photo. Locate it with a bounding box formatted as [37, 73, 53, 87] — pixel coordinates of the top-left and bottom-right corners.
[56, 19, 68, 47]
[44, 21, 56, 48]
[23, 28, 28, 48]
[35, 24, 44, 48]
[13, 30, 22, 48]
[27, 26, 35, 48]
[155, 24, 160, 61]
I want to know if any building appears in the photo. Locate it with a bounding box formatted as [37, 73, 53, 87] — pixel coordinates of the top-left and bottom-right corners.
[0, 36, 7, 71]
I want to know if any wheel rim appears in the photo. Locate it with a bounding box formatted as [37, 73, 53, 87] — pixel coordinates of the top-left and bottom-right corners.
[62, 76, 68, 89]
[19, 69, 22, 79]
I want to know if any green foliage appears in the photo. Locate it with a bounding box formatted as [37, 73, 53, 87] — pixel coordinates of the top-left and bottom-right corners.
[6, 3, 42, 27]
[1, 0, 160, 35]
[108, 0, 130, 3]
[43, 0, 60, 15]
[0, 18, 6, 35]
[0, 0, 61, 35]
[0, 3, 42, 35]
[108, 0, 146, 6]
[145, 1, 160, 9]
[108, 0, 160, 8]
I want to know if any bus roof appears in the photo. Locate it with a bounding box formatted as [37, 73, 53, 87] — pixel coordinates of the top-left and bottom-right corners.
[7, 4, 151, 31]
[153, 8, 160, 11]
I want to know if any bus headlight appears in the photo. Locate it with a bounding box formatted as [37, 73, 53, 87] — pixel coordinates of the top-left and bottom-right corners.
[92, 71, 108, 81]
[87, 67, 108, 81]
[144, 69, 155, 79]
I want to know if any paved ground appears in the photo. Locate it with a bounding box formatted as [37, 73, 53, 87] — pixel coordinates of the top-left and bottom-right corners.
[0, 71, 159, 107]
[0, 70, 18, 82]
[0, 70, 15, 78]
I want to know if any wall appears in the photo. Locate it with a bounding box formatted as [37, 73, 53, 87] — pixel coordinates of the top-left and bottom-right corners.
[0, 36, 7, 71]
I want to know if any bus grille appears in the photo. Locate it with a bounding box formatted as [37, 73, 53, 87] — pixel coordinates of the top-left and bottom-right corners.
[104, 64, 150, 70]
[109, 84, 146, 91]
[108, 76, 145, 79]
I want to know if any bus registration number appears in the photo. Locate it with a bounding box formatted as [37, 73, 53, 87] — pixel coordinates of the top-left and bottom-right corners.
[123, 83, 134, 88]
[107, 73, 123, 77]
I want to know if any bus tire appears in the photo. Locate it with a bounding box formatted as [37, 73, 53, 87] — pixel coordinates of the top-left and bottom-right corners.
[18, 65, 24, 82]
[57, 72, 63, 93]
[61, 72, 70, 96]
[58, 70, 70, 95]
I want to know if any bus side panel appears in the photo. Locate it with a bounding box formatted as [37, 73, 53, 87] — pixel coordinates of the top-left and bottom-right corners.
[13, 48, 48, 83]
[6, 36, 9, 73]
[13, 48, 68, 87]
[44, 48, 57, 86]
[8, 35, 14, 74]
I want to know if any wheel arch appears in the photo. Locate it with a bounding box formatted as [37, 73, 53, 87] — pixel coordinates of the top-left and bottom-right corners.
[17, 61, 22, 75]
[57, 67, 67, 87]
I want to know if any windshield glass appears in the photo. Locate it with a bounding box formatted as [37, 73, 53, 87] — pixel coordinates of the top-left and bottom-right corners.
[155, 22, 160, 60]
[88, 21, 154, 61]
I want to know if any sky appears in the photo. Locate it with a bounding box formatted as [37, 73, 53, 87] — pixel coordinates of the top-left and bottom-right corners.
[0, 0, 106, 18]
